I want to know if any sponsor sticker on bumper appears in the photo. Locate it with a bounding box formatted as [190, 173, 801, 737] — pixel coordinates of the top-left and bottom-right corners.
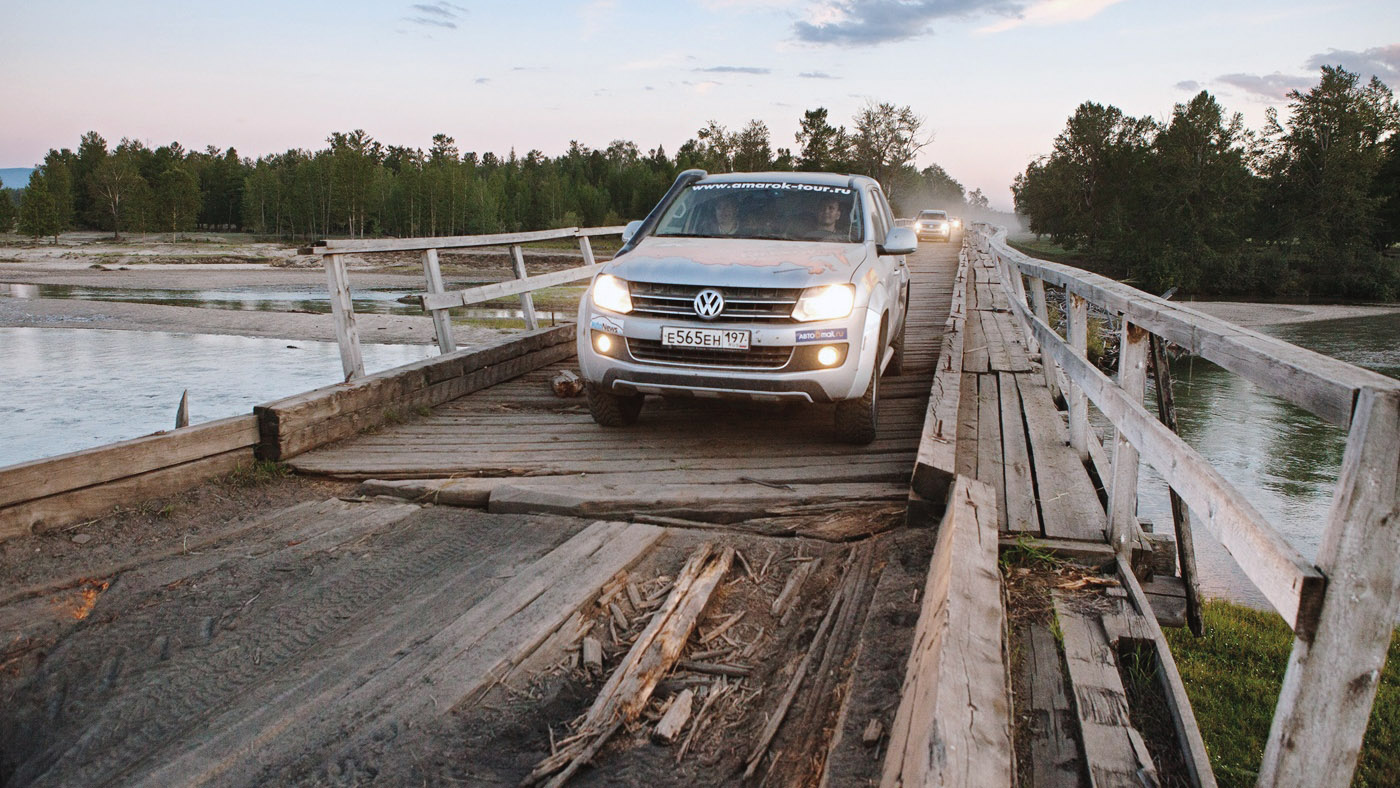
[795, 328, 848, 343]
[590, 315, 623, 335]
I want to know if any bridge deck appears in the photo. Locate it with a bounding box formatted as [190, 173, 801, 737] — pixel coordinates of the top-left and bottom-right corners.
[0, 234, 1205, 786]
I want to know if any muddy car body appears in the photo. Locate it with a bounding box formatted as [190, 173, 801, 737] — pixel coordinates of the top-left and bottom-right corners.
[576, 170, 916, 443]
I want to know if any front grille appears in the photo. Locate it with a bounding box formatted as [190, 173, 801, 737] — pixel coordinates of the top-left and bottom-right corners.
[629, 282, 801, 323]
[627, 338, 794, 369]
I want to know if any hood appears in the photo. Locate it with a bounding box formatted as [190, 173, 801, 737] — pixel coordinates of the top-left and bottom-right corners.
[605, 237, 867, 289]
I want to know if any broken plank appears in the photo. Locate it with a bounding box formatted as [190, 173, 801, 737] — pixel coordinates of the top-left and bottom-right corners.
[977, 374, 1009, 532]
[999, 373, 1040, 534]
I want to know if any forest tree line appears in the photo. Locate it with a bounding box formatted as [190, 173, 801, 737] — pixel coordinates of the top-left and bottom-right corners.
[1013, 66, 1400, 300]
[0, 102, 985, 244]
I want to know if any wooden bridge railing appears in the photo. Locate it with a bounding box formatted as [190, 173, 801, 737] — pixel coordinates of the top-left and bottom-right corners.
[312, 226, 625, 380]
[976, 225, 1400, 788]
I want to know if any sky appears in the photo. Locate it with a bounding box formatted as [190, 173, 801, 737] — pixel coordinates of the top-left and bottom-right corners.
[2, 0, 1398, 211]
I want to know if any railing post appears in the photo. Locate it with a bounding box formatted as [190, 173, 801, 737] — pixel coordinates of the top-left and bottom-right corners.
[1259, 386, 1400, 788]
[420, 248, 456, 354]
[509, 244, 539, 331]
[323, 253, 364, 380]
[577, 234, 597, 267]
[1066, 292, 1089, 461]
[1108, 322, 1148, 550]
[1029, 277, 1065, 404]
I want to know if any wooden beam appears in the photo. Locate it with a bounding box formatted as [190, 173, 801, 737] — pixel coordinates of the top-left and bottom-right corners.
[419, 248, 456, 354]
[882, 476, 1012, 788]
[0, 414, 258, 510]
[911, 257, 968, 504]
[315, 226, 625, 255]
[419, 261, 606, 312]
[998, 373, 1040, 534]
[323, 253, 364, 380]
[1066, 292, 1089, 461]
[1107, 322, 1148, 551]
[1260, 387, 1400, 788]
[989, 229, 1400, 427]
[509, 244, 539, 331]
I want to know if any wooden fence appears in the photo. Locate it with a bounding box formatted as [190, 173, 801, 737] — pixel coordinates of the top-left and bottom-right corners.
[311, 226, 624, 380]
[976, 225, 1400, 788]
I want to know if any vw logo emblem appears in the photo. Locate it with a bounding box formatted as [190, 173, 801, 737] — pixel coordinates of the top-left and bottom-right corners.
[693, 289, 725, 320]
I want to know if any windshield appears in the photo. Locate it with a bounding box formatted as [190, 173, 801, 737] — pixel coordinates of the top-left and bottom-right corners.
[920, 212, 946, 220]
[652, 181, 864, 243]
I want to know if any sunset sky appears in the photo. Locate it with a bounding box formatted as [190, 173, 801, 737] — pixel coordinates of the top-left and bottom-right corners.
[3, 0, 1397, 210]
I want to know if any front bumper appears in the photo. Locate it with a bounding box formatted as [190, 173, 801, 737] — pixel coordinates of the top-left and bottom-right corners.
[576, 297, 881, 403]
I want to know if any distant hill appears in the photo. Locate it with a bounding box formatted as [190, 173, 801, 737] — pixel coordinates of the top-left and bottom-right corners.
[0, 168, 35, 189]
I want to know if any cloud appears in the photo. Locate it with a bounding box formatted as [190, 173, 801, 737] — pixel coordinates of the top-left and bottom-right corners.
[800, 71, 839, 78]
[795, 0, 1023, 46]
[1216, 72, 1315, 100]
[1305, 44, 1400, 83]
[404, 1, 467, 29]
[1175, 80, 1201, 92]
[978, 0, 1125, 34]
[475, 77, 491, 84]
[683, 80, 723, 94]
[695, 66, 773, 74]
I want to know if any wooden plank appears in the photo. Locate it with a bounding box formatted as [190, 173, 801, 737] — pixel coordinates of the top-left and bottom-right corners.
[955, 373, 980, 479]
[1020, 622, 1082, 787]
[991, 309, 1034, 373]
[137, 520, 663, 787]
[981, 310, 1014, 373]
[316, 226, 625, 255]
[999, 373, 1040, 534]
[965, 298, 990, 373]
[1053, 595, 1160, 788]
[0, 415, 258, 509]
[1260, 387, 1400, 787]
[323, 253, 364, 380]
[1013, 297, 1326, 637]
[1017, 372, 1107, 542]
[1107, 322, 1148, 551]
[999, 535, 1115, 566]
[0, 448, 253, 539]
[1113, 555, 1218, 788]
[910, 256, 968, 503]
[988, 229, 1400, 427]
[420, 248, 456, 353]
[882, 476, 1012, 788]
[421, 261, 606, 311]
[977, 374, 1009, 532]
[1151, 333, 1203, 635]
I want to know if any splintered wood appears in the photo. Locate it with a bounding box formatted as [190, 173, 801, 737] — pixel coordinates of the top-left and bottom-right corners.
[523, 543, 734, 787]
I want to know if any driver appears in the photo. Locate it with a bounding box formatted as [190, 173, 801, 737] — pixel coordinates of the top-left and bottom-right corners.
[813, 196, 844, 241]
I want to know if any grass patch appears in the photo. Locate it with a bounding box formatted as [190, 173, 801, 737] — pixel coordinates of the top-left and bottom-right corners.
[1164, 599, 1400, 787]
[224, 460, 292, 488]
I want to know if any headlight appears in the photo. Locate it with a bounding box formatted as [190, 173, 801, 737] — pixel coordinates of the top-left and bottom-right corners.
[791, 284, 855, 322]
[915, 222, 924, 229]
[591, 274, 632, 314]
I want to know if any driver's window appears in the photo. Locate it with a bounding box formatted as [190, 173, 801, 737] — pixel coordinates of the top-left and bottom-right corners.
[867, 189, 888, 242]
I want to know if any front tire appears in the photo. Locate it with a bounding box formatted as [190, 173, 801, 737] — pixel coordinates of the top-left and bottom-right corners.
[586, 383, 644, 426]
[835, 337, 882, 445]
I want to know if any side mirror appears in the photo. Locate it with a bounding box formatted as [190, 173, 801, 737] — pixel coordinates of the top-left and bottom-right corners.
[621, 220, 644, 244]
[879, 227, 918, 256]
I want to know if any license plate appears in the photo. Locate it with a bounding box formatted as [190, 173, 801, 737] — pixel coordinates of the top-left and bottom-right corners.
[661, 326, 750, 350]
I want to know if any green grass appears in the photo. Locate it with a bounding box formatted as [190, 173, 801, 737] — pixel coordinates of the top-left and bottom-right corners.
[224, 459, 292, 487]
[1164, 599, 1400, 787]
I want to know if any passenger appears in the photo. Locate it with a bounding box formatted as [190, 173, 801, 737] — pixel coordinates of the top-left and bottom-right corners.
[813, 196, 844, 241]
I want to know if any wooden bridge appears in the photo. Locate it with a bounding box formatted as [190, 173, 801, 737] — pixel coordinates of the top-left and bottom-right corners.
[0, 225, 1396, 787]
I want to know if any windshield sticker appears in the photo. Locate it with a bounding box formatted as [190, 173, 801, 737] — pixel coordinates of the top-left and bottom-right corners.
[591, 315, 623, 335]
[796, 328, 848, 343]
[692, 182, 852, 195]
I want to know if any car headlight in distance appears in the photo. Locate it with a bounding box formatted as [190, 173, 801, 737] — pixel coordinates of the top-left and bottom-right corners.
[591, 274, 632, 314]
[792, 284, 855, 322]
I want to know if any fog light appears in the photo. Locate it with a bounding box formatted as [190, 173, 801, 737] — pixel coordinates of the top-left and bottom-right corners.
[817, 345, 841, 367]
[595, 334, 613, 354]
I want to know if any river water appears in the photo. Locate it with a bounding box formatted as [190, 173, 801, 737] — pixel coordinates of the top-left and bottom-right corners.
[1131, 312, 1400, 609]
[0, 328, 436, 467]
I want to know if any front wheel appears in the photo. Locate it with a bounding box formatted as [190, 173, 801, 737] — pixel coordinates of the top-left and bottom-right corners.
[586, 383, 644, 426]
[834, 345, 881, 445]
